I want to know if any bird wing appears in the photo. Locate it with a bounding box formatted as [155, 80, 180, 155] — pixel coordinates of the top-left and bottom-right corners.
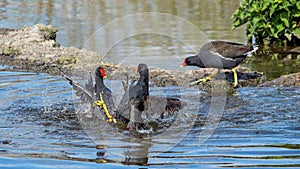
[210, 41, 255, 58]
[61, 72, 94, 104]
[117, 89, 131, 119]
[146, 96, 186, 120]
[199, 49, 237, 68]
[85, 72, 94, 96]
[116, 75, 133, 120]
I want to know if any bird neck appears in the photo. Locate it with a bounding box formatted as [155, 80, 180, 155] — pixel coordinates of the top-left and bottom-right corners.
[187, 55, 205, 68]
[194, 55, 205, 68]
[95, 77, 106, 90]
[197, 61, 205, 68]
[139, 76, 148, 85]
[138, 71, 149, 92]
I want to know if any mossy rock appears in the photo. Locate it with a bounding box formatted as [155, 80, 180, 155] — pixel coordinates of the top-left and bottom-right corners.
[0, 46, 20, 57]
[38, 25, 58, 40]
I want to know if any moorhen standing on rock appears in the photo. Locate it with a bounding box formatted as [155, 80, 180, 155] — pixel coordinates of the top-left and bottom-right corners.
[180, 41, 258, 87]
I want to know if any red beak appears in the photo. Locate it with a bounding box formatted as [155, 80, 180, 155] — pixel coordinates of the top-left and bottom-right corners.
[180, 59, 186, 68]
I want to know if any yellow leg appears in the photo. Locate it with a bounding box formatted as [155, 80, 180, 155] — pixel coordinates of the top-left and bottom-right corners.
[189, 71, 219, 85]
[232, 68, 238, 87]
[189, 76, 211, 85]
[94, 93, 117, 123]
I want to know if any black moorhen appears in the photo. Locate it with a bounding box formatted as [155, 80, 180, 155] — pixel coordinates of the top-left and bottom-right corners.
[61, 65, 185, 131]
[117, 63, 186, 131]
[180, 41, 258, 87]
[94, 67, 116, 117]
[120, 63, 150, 130]
[61, 66, 116, 121]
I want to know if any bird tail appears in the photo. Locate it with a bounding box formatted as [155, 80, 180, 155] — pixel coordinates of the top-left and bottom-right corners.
[57, 68, 73, 85]
[246, 45, 259, 57]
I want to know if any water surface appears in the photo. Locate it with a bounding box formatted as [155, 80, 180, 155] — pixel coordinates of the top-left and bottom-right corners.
[0, 1, 299, 168]
[0, 71, 299, 168]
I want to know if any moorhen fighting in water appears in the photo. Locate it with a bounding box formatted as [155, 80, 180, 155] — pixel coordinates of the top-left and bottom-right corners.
[61, 66, 116, 121]
[61, 65, 185, 131]
[180, 41, 258, 87]
[117, 64, 150, 130]
[117, 63, 185, 131]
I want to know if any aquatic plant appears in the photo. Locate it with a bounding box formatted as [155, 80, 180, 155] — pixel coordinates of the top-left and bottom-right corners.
[232, 0, 300, 46]
[38, 24, 58, 40]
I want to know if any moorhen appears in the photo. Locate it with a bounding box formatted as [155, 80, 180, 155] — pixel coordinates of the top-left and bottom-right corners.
[61, 66, 116, 121]
[61, 65, 185, 132]
[180, 41, 258, 87]
[118, 63, 150, 130]
[117, 63, 186, 131]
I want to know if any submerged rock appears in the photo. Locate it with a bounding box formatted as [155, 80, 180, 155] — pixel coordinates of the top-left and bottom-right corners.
[260, 72, 300, 87]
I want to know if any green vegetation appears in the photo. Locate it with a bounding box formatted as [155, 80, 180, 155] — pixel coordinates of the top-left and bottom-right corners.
[270, 144, 300, 149]
[0, 46, 20, 57]
[56, 55, 77, 65]
[232, 0, 300, 46]
[39, 25, 58, 40]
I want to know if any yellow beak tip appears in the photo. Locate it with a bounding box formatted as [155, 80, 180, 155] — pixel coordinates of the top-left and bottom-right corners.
[103, 76, 107, 79]
[180, 65, 185, 68]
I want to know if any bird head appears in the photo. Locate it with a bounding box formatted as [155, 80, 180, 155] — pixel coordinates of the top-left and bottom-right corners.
[180, 55, 201, 68]
[95, 66, 107, 79]
[137, 63, 148, 74]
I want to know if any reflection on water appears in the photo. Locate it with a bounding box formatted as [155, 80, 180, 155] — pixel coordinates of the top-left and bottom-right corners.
[0, 0, 299, 78]
[0, 71, 299, 168]
[0, 0, 245, 49]
[245, 46, 300, 80]
[0, 0, 247, 72]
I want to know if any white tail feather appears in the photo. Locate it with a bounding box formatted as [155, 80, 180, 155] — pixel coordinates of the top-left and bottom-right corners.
[246, 45, 258, 57]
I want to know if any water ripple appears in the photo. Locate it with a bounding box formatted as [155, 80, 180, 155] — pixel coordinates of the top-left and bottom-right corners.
[0, 71, 299, 168]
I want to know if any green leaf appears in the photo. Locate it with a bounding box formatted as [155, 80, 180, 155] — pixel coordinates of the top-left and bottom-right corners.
[275, 23, 285, 37]
[285, 32, 292, 41]
[292, 28, 300, 39]
[281, 17, 290, 28]
[292, 21, 297, 29]
[280, 12, 290, 28]
[297, 1, 300, 10]
[270, 3, 279, 17]
[232, 9, 241, 18]
[231, 0, 299, 45]
[252, 17, 261, 26]
[263, 22, 270, 29]
[270, 26, 275, 36]
[262, 2, 270, 11]
[270, 7, 275, 17]
[276, 23, 285, 32]
[232, 19, 242, 29]
[283, 0, 292, 7]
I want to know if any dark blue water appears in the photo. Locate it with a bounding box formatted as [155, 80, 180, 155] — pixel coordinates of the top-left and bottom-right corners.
[0, 70, 299, 168]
